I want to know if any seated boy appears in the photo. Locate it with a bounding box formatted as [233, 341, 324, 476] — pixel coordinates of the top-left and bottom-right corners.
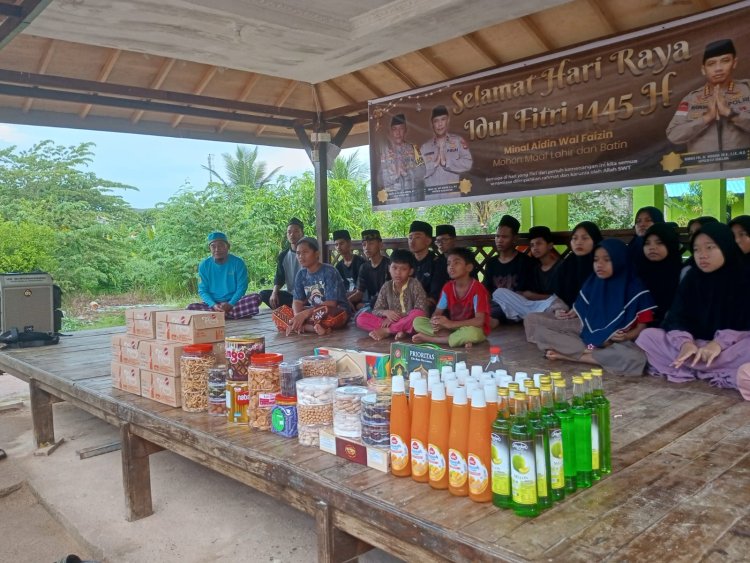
[412, 247, 490, 348]
[355, 249, 429, 341]
[272, 237, 352, 336]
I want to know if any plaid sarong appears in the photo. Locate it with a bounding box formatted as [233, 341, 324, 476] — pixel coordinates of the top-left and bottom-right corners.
[187, 293, 260, 319]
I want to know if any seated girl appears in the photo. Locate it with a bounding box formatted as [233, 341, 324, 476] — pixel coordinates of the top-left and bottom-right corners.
[413, 247, 490, 348]
[535, 239, 655, 374]
[637, 223, 684, 325]
[355, 249, 429, 341]
[636, 223, 750, 394]
[729, 215, 750, 263]
[524, 221, 602, 343]
[626, 206, 665, 270]
[272, 237, 352, 336]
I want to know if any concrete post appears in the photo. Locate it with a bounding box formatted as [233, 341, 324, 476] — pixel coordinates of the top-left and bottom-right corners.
[701, 178, 727, 222]
[632, 185, 665, 218]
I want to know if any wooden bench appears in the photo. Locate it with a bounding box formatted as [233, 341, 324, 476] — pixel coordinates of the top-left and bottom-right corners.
[1, 314, 748, 562]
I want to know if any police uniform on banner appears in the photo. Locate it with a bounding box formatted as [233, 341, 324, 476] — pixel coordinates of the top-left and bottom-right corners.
[667, 39, 750, 172]
[379, 114, 426, 203]
[420, 106, 473, 198]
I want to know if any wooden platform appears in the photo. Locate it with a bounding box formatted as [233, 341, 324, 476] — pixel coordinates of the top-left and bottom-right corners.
[1, 313, 749, 562]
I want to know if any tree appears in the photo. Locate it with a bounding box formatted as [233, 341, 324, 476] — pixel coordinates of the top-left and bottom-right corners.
[204, 146, 281, 195]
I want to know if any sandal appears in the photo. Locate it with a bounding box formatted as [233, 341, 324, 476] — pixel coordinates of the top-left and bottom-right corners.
[0, 448, 6, 461]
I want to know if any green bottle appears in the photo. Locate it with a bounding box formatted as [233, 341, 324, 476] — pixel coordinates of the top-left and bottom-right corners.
[582, 373, 601, 481]
[553, 378, 577, 494]
[571, 376, 593, 488]
[592, 370, 611, 475]
[491, 387, 512, 509]
[510, 392, 539, 517]
[527, 388, 551, 510]
[540, 384, 564, 502]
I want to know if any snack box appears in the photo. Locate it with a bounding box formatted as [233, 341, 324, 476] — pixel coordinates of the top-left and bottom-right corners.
[140, 370, 181, 407]
[155, 310, 225, 344]
[111, 361, 141, 395]
[125, 307, 180, 339]
[319, 429, 390, 473]
[314, 346, 391, 386]
[389, 342, 467, 380]
[143, 341, 225, 376]
[111, 335, 149, 367]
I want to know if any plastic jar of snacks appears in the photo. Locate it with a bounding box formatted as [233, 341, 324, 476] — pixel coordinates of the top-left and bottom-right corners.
[361, 420, 390, 448]
[270, 395, 298, 438]
[207, 365, 228, 417]
[337, 373, 366, 387]
[333, 386, 369, 438]
[180, 344, 216, 412]
[361, 393, 391, 425]
[247, 353, 282, 430]
[279, 360, 302, 397]
[300, 354, 337, 378]
[296, 376, 338, 446]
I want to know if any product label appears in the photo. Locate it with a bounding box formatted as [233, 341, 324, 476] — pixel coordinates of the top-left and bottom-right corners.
[258, 392, 276, 408]
[448, 448, 468, 487]
[591, 413, 600, 471]
[427, 443, 446, 481]
[411, 439, 428, 476]
[467, 453, 489, 494]
[271, 408, 286, 432]
[534, 433, 548, 498]
[511, 439, 537, 506]
[390, 434, 409, 470]
[491, 432, 511, 496]
[548, 428, 565, 490]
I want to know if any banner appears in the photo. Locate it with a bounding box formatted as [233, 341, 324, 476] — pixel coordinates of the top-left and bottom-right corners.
[368, 2, 750, 209]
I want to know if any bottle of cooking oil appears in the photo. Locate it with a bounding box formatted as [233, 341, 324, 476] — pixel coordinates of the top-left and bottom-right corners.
[510, 392, 539, 517]
[491, 387, 512, 509]
[540, 383, 564, 502]
[582, 373, 601, 481]
[571, 376, 593, 489]
[553, 378, 577, 494]
[527, 388, 551, 510]
[591, 370, 611, 475]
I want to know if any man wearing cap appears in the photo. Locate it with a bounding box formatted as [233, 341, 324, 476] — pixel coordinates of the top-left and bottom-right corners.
[483, 215, 532, 328]
[435, 224, 480, 279]
[332, 229, 365, 297]
[349, 229, 390, 312]
[491, 225, 560, 322]
[187, 232, 261, 319]
[667, 38, 750, 171]
[379, 114, 426, 203]
[420, 105, 473, 195]
[408, 220, 449, 309]
[260, 217, 305, 309]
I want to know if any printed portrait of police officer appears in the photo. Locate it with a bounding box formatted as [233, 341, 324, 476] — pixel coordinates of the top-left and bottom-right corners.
[379, 113, 426, 203]
[420, 105, 473, 195]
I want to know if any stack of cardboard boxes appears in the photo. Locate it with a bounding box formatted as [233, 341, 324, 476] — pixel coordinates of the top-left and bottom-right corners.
[111, 308, 226, 407]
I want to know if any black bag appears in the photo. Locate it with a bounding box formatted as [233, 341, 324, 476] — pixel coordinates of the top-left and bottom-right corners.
[0, 328, 59, 349]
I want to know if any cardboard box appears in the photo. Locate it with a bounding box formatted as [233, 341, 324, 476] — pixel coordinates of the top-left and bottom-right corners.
[314, 346, 391, 386]
[141, 370, 181, 407]
[155, 310, 225, 344]
[111, 335, 145, 367]
[111, 360, 122, 389]
[112, 362, 141, 395]
[145, 341, 225, 377]
[125, 307, 180, 338]
[389, 342, 467, 379]
[319, 429, 390, 473]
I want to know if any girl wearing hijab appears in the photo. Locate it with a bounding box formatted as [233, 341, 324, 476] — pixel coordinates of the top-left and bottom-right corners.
[638, 223, 684, 325]
[729, 215, 750, 259]
[524, 221, 602, 343]
[681, 216, 720, 280]
[627, 206, 665, 269]
[636, 223, 750, 393]
[535, 239, 655, 374]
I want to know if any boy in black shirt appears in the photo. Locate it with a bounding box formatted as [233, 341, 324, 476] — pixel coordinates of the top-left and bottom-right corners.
[332, 229, 366, 299]
[350, 229, 390, 312]
[408, 220, 448, 310]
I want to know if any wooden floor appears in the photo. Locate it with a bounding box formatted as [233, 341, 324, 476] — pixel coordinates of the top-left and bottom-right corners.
[1, 313, 749, 562]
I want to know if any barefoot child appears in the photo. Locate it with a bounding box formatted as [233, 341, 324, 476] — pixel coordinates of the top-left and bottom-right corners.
[355, 249, 429, 340]
[273, 237, 352, 335]
[412, 247, 490, 348]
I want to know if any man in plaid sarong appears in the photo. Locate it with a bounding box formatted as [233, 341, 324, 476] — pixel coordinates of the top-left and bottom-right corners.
[187, 232, 260, 319]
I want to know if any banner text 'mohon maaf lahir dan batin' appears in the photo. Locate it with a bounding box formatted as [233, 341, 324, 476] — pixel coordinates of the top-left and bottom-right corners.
[368, 2, 750, 209]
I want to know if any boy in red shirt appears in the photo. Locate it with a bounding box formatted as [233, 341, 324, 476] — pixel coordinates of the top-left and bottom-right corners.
[413, 247, 490, 348]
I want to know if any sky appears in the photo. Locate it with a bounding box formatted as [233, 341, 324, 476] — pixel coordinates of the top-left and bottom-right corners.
[0, 122, 745, 209]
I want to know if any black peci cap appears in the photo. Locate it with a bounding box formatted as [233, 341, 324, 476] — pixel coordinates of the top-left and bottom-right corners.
[498, 215, 521, 234]
[391, 114, 406, 127]
[361, 229, 382, 241]
[435, 224, 456, 238]
[409, 220, 433, 238]
[431, 105, 449, 120]
[703, 39, 736, 62]
[332, 229, 351, 241]
[288, 217, 304, 229]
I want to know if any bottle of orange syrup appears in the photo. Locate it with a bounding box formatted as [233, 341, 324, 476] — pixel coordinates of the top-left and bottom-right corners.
[389, 375, 411, 477]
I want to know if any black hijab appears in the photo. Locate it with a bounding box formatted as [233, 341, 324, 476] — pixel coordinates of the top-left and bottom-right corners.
[627, 206, 665, 269]
[553, 221, 602, 307]
[662, 223, 750, 339]
[684, 216, 720, 269]
[637, 223, 683, 324]
[729, 215, 750, 267]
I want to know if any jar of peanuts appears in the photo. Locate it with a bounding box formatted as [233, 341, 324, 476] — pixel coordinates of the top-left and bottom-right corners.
[296, 376, 338, 446]
[300, 354, 337, 378]
[247, 353, 282, 430]
[180, 344, 216, 413]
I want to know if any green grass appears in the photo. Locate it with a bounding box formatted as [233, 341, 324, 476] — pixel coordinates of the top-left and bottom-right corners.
[62, 312, 126, 332]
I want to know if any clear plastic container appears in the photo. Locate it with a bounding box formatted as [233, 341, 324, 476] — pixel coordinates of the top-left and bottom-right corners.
[298, 424, 325, 447]
[180, 343, 215, 412]
[207, 365, 227, 417]
[279, 360, 302, 397]
[248, 353, 283, 430]
[300, 354, 337, 378]
[360, 393, 392, 425]
[333, 385, 370, 438]
[361, 420, 390, 448]
[337, 372, 366, 387]
[296, 377, 338, 426]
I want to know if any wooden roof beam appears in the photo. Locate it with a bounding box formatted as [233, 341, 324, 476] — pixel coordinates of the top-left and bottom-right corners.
[256, 80, 298, 136]
[131, 57, 176, 124]
[462, 33, 501, 67]
[79, 49, 121, 119]
[0, 0, 53, 50]
[351, 71, 385, 98]
[382, 60, 418, 89]
[22, 37, 55, 113]
[585, 0, 618, 34]
[217, 73, 261, 134]
[323, 78, 358, 106]
[519, 15, 555, 52]
[414, 49, 451, 81]
[171, 65, 218, 128]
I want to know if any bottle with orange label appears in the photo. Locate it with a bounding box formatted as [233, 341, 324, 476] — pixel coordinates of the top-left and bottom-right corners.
[389, 375, 411, 477]
[467, 388, 492, 502]
[447, 387, 469, 496]
[410, 379, 430, 483]
[427, 382, 449, 490]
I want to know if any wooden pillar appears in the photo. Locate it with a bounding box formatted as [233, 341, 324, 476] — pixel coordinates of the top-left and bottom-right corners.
[701, 178, 727, 222]
[120, 423, 155, 521]
[315, 501, 372, 563]
[313, 139, 330, 262]
[29, 380, 55, 447]
[633, 185, 665, 217]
